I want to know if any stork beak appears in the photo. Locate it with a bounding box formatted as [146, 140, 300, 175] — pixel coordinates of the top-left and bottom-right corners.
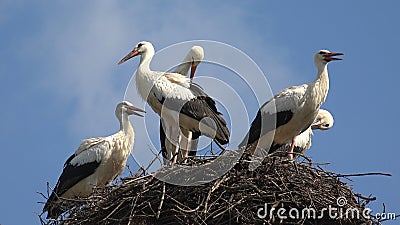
[118, 49, 139, 65]
[325, 52, 344, 62]
[311, 123, 331, 130]
[126, 105, 146, 117]
[311, 123, 322, 130]
[190, 64, 198, 81]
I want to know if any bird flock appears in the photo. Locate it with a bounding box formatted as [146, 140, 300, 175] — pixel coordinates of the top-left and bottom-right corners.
[43, 41, 342, 219]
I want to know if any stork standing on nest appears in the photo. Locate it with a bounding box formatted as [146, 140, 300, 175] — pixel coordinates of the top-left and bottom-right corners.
[118, 41, 229, 165]
[240, 50, 342, 159]
[271, 109, 334, 159]
[43, 101, 145, 219]
[160, 46, 204, 163]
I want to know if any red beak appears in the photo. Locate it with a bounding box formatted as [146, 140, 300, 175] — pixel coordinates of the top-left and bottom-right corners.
[118, 50, 139, 65]
[190, 65, 198, 80]
[325, 52, 344, 62]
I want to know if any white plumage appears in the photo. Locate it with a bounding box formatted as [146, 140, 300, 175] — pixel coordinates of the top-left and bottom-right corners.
[273, 109, 334, 159]
[43, 101, 145, 219]
[118, 41, 229, 165]
[240, 50, 342, 159]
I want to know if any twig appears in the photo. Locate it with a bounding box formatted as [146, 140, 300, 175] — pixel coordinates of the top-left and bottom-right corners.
[156, 182, 166, 219]
[354, 193, 377, 201]
[334, 172, 392, 177]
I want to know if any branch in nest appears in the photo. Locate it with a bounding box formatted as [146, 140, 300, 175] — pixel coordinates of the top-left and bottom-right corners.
[333, 172, 392, 178]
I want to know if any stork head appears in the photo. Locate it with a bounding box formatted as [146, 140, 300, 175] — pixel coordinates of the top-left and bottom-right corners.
[115, 101, 146, 118]
[314, 50, 343, 67]
[118, 41, 155, 65]
[311, 109, 334, 130]
[188, 46, 204, 79]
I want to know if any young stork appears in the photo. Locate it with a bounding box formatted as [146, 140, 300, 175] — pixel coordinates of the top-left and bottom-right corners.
[118, 41, 229, 165]
[43, 101, 145, 219]
[240, 50, 342, 159]
[271, 109, 334, 159]
[160, 46, 204, 163]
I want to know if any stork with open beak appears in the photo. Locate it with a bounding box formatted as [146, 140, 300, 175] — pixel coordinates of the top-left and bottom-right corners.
[43, 101, 145, 219]
[240, 50, 343, 160]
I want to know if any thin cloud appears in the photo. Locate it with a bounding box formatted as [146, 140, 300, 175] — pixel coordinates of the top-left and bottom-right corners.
[32, 1, 295, 169]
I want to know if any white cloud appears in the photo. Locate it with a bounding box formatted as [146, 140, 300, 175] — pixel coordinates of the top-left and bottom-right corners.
[33, 1, 295, 170]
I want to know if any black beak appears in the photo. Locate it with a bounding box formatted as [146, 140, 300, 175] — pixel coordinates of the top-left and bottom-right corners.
[126, 105, 146, 117]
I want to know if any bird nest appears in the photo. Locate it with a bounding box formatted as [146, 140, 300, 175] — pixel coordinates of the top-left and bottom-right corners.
[39, 149, 388, 225]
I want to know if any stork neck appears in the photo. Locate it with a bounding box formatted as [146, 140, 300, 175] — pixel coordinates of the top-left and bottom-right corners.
[138, 52, 153, 73]
[119, 113, 133, 135]
[305, 64, 329, 107]
[175, 53, 192, 75]
[175, 61, 190, 76]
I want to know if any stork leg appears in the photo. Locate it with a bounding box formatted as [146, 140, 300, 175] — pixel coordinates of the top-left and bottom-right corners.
[166, 125, 179, 165]
[288, 137, 295, 160]
[168, 125, 174, 164]
[172, 133, 181, 164]
[185, 131, 192, 159]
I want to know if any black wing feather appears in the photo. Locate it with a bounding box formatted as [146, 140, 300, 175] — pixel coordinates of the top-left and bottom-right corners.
[244, 109, 293, 148]
[43, 155, 100, 218]
[159, 82, 230, 145]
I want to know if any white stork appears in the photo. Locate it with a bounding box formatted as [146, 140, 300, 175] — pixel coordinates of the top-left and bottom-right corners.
[271, 109, 334, 159]
[240, 50, 342, 159]
[118, 41, 229, 165]
[159, 46, 204, 163]
[43, 101, 145, 219]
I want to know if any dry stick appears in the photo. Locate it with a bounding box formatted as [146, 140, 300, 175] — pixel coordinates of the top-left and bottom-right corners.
[203, 180, 227, 214]
[144, 150, 163, 173]
[212, 197, 245, 219]
[203, 187, 213, 214]
[175, 203, 201, 213]
[103, 199, 126, 221]
[213, 140, 229, 155]
[124, 174, 152, 185]
[334, 172, 392, 177]
[156, 182, 166, 219]
[127, 196, 139, 225]
[169, 196, 201, 212]
[354, 193, 377, 201]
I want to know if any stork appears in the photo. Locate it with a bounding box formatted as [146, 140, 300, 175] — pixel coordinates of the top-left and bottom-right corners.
[271, 109, 334, 159]
[160, 46, 204, 163]
[43, 101, 145, 219]
[240, 50, 342, 159]
[118, 41, 229, 165]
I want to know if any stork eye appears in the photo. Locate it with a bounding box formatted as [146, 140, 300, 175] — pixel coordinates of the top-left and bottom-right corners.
[319, 51, 326, 55]
[137, 43, 144, 48]
[324, 124, 330, 127]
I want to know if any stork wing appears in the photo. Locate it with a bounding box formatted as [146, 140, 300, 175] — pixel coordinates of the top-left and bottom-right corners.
[153, 75, 229, 144]
[163, 73, 190, 87]
[166, 84, 229, 143]
[74, 137, 105, 156]
[271, 127, 312, 156]
[44, 139, 107, 217]
[242, 84, 308, 147]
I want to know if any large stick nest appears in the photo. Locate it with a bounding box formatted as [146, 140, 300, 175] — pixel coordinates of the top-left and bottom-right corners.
[39, 150, 384, 225]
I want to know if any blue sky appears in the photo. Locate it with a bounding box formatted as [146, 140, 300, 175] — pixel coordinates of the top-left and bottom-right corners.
[1, 1, 399, 224]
